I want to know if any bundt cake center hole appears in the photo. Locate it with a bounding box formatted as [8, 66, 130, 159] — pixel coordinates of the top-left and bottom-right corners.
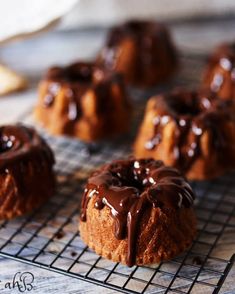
[68, 72, 92, 83]
[112, 172, 144, 193]
[122, 177, 144, 192]
[111, 170, 150, 194]
[48, 64, 94, 83]
[110, 160, 163, 194]
[66, 64, 93, 83]
[67, 70, 92, 83]
[0, 135, 15, 153]
[126, 21, 147, 32]
[168, 97, 202, 116]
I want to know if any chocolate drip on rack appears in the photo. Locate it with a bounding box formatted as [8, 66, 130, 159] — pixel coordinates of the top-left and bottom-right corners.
[80, 158, 194, 267]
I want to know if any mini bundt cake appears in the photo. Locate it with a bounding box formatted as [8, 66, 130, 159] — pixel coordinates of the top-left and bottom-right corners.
[134, 90, 235, 180]
[34, 62, 131, 142]
[96, 20, 178, 88]
[203, 42, 235, 100]
[79, 158, 196, 267]
[0, 125, 55, 219]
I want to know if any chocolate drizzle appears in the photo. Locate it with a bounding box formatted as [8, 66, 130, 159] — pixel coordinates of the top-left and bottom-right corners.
[145, 90, 234, 172]
[0, 125, 54, 195]
[42, 62, 128, 131]
[205, 43, 235, 98]
[80, 158, 194, 267]
[43, 62, 94, 121]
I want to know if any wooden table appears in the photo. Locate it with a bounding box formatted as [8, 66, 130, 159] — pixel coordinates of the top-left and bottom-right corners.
[0, 18, 234, 293]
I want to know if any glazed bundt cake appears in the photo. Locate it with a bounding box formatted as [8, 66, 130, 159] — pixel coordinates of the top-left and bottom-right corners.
[134, 90, 235, 180]
[34, 62, 131, 142]
[96, 20, 178, 88]
[0, 125, 55, 219]
[79, 158, 196, 267]
[203, 42, 235, 100]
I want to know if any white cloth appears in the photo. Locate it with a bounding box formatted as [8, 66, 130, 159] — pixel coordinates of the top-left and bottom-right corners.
[61, 0, 235, 28]
[0, 0, 77, 43]
[1, 0, 235, 43]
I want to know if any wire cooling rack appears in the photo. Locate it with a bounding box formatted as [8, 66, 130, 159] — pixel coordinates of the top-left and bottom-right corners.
[0, 53, 234, 294]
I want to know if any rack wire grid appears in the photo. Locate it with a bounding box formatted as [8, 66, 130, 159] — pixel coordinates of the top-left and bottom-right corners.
[0, 53, 234, 294]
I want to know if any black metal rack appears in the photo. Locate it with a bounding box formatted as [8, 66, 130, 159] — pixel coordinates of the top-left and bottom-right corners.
[0, 53, 234, 293]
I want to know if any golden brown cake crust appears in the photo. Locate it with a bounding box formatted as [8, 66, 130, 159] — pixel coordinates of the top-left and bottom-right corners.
[79, 158, 196, 266]
[80, 202, 196, 265]
[34, 62, 131, 142]
[133, 90, 235, 180]
[203, 42, 235, 100]
[0, 125, 55, 219]
[96, 20, 178, 88]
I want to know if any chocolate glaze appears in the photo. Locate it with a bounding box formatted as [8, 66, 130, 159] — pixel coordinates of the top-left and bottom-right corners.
[97, 20, 178, 85]
[42, 62, 129, 132]
[80, 158, 194, 267]
[206, 43, 235, 95]
[145, 90, 234, 172]
[0, 125, 54, 196]
[43, 62, 93, 120]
